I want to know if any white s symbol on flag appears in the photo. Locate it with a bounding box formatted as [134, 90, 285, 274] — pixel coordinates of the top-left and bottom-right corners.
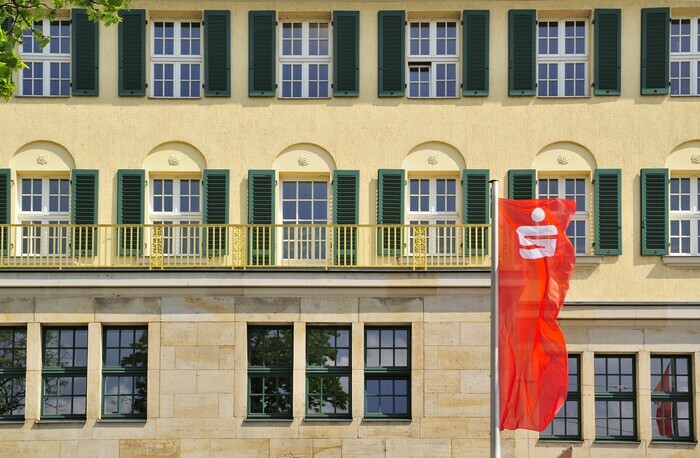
[516, 208, 558, 260]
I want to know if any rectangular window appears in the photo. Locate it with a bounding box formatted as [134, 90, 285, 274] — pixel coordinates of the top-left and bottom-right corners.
[669, 177, 700, 255]
[248, 326, 293, 418]
[651, 356, 693, 441]
[537, 20, 588, 97]
[594, 355, 636, 440]
[19, 20, 71, 97]
[280, 22, 331, 98]
[364, 326, 410, 419]
[42, 327, 88, 419]
[670, 18, 700, 96]
[151, 21, 202, 98]
[306, 327, 351, 418]
[0, 328, 27, 420]
[102, 327, 148, 419]
[407, 177, 458, 256]
[407, 21, 459, 98]
[281, 180, 329, 263]
[17, 177, 70, 256]
[150, 177, 202, 256]
[540, 355, 580, 440]
[538, 177, 589, 254]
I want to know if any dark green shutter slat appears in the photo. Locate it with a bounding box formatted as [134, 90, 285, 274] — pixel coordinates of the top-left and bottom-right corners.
[641, 168, 669, 255]
[0, 169, 9, 255]
[377, 169, 404, 255]
[117, 169, 144, 255]
[204, 11, 231, 97]
[508, 170, 536, 200]
[71, 169, 99, 256]
[71, 9, 99, 96]
[248, 170, 275, 265]
[463, 10, 489, 96]
[203, 169, 229, 255]
[333, 11, 360, 96]
[378, 11, 405, 97]
[463, 169, 489, 255]
[249, 11, 276, 97]
[118, 10, 146, 96]
[641, 8, 670, 95]
[594, 169, 622, 255]
[594, 9, 621, 96]
[333, 170, 359, 265]
[508, 10, 536, 96]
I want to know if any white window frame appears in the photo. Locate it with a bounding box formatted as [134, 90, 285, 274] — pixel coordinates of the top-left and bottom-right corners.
[669, 176, 700, 255]
[278, 21, 332, 99]
[148, 176, 202, 256]
[406, 176, 459, 256]
[406, 20, 459, 98]
[536, 19, 589, 98]
[670, 18, 700, 96]
[15, 176, 71, 256]
[537, 176, 590, 255]
[278, 178, 330, 264]
[17, 19, 71, 97]
[150, 20, 203, 99]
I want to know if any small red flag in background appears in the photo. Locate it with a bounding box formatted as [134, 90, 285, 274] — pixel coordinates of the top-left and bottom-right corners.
[498, 198, 576, 431]
[653, 361, 674, 437]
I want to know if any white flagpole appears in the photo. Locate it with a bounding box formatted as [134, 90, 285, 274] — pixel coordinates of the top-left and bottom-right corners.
[490, 180, 501, 458]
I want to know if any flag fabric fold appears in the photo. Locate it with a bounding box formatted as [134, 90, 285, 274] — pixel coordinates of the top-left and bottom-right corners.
[498, 198, 576, 431]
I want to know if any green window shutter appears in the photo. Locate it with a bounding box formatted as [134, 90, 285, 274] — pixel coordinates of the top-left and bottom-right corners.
[71, 9, 99, 96]
[71, 169, 99, 256]
[203, 169, 229, 255]
[248, 170, 275, 265]
[462, 10, 489, 96]
[594, 169, 622, 255]
[378, 11, 405, 97]
[508, 169, 536, 199]
[333, 11, 360, 96]
[594, 9, 621, 96]
[508, 10, 536, 96]
[641, 8, 670, 95]
[377, 169, 404, 255]
[641, 168, 669, 255]
[462, 169, 489, 255]
[204, 11, 231, 97]
[333, 170, 359, 265]
[0, 169, 9, 255]
[249, 11, 276, 97]
[117, 169, 145, 255]
[118, 9, 146, 96]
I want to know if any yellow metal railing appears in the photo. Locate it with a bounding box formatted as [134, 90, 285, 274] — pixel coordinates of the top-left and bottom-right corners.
[0, 223, 491, 270]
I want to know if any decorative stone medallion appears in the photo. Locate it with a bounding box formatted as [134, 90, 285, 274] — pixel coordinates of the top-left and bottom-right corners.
[168, 155, 181, 166]
[298, 155, 310, 167]
[557, 154, 570, 165]
[36, 154, 48, 165]
[691, 153, 700, 164]
[427, 154, 439, 165]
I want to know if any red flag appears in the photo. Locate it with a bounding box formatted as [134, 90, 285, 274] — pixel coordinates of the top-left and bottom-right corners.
[653, 361, 674, 437]
[498, 198, 576, 431]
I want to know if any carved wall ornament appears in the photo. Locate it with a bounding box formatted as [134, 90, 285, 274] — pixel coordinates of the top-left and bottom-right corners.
[168, 155, 181, 166]
[557, 154, 570, 165]
[298, 155, 310, 167]
[36, 154, 48, 165]
[691, 153, 700, 165]
[427, 154, 439, 165]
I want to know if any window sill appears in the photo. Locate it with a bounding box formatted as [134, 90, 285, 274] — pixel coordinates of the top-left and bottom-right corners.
[592, 440, 641, 445]
[35, 419, 86, 424]
[243, 418, 293, 422]
[575, 255, 603, 265]
[649, 440, 698, 446]
[0, 420, 25, 424]
[662, 255, 700, 266]
[537, 439, 583, 444]
[361, 418, 412, 422]
[302, 418, 353, 422]
[96, 418, 147, 424]
[536, 95, 592, 100]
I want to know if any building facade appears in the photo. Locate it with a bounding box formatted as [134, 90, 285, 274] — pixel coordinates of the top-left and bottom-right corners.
[1, 0, 699, 456]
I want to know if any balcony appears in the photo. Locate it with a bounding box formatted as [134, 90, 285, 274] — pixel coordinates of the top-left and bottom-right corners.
[0, 223, 491, 270]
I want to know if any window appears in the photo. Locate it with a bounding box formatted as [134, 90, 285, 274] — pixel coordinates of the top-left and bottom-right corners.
[538, 177, 589, 255]
[17, 177, 70, 256]
[407, 21, 459, 98]
[42, 327, 87, 419]
[247, 326, 293, 418]
[670, 18, 700, 96]
[280, 21, 331, 98]
[151, 21, 202, 98]
[540, 355, 580, 440]
[150, 177, 202, 256]
[102, 327, 148, 419]
[651, 356, 693, 441]
[594, 355, 636, 440]
[407, 177, 458, 256]
[19, 19, 71, 97]
[0, 328, 27, 420]
[364, 326, 410, 419]
[537, 20, 588, 97]
[306, 327, 351, 418]
[281, 180, 328, 263]
[669, 177, 700, 255]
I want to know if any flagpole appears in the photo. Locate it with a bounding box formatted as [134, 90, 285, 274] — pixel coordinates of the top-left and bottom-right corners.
[490, 180, 501, 458]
